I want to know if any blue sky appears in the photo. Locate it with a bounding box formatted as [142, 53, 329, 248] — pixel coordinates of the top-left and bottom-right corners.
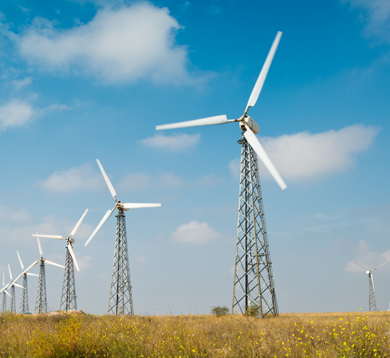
[0, 0, 390, 314]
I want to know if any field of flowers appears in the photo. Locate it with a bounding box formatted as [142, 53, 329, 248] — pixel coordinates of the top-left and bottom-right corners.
[0, 311, 389, 357]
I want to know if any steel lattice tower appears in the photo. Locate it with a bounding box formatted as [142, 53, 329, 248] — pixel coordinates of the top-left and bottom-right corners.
[60, 246, 77, 311]
[19, 274, 29, 314]
[108, 210, 133, 315]
[232, 136, 278, 317]
[9, 285, 16, 313]
[2, 292, 6, 313]
[35, 260, 47, 314]
[368, 273, 377, 311]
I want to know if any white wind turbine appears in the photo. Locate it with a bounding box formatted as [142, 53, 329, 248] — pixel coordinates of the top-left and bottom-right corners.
[33, 235, 64, 314]
[354, 261, 389, 311]
[85, 159, 161, 315]
[32, 209, 88, 311]
[16, 251, 39, 314]
[156, 31, 285, 316]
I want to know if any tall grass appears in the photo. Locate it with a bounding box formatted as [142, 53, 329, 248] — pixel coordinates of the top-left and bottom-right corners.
[0, 311, 389, 357]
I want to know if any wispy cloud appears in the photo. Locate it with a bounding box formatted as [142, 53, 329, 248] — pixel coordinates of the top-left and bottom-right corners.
[229, 124, 378, 182]
[14, 3, 201, 84]
[170, 221, 220, 245]
[0, 99, 34, 130]
[140, 133, 201, 151]
[40, 163, 104, 192]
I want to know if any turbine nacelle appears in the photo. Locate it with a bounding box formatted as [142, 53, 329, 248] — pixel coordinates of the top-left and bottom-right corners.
[117, 201, 130, 211]
[239, 116, 259, 134]
[366, 270, 370, 275]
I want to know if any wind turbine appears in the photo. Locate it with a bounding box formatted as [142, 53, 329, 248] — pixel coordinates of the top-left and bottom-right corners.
[85, 159, 161, 315]
[16, 251, 39, 314]
[33, 234, 64, 314]
[5, 264, 25, 313]
[354, 261, 389, 311]
[156, 32, 285, 317]
[32, 209, 88, 312]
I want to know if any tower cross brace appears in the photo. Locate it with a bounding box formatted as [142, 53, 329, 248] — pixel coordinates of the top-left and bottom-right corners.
[108, 210, 133, 315]
[232, 135, 278, 317]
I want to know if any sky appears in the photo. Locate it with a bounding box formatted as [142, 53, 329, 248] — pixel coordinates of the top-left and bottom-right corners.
[0, 0, 389, 315]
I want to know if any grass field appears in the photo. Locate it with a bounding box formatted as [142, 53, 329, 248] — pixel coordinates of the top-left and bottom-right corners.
[0, 311, 389, 357]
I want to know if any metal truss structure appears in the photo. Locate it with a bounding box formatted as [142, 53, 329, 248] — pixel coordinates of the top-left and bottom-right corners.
[232, 136, 278, 317]
[2, 292, 6, 313]
[19, 274, 29, 314]
[60, 246, 77, 311]
[35, 261, 47, 314]
[368, 273, 377, 311]
[108, 210, 133, 315]
[9, 285, 16, 313]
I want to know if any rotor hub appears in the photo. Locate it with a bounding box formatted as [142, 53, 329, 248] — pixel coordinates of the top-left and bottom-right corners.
[239, 116, 260, 134]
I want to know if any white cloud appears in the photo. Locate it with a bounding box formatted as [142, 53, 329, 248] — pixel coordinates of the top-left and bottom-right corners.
[231, 125, 378, 182]
[11, 77, 32, 89]
[140, 133, 200, 151]
[344, 0, 390, 42]
[170, 221, 220, 245]
[41, 163, 104, 192]
[0, 99, 34, 130]
[345, 240, 390, 273]
[16, 3, 198, 84]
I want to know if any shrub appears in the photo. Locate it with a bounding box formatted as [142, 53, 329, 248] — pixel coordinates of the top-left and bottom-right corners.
[210, 305, 230, 317]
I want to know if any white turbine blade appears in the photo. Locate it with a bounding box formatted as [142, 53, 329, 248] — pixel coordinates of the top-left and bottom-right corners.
[27, 273, 39, 277]
[16, 251, 24, 270]
[69, 209, 89, 237]
[354, 262, 368, 271]
[32, 234, 64, 240]
[243, 126, 287, 190]
[85, 207, 116, 246]
[371, 274, 375, 291]
[373, 260, 390, 271]
[4, 290, 11, 298]
[37, 235, 43, 257]
[96, 159, 117, 201]
[24, 260, 39, 274]
[45, 260, 64, 269]
[14, 283, 24, 289]
[156, 115, 230, 131]
[67, 243, 80, 272]
[8, 264, 12, 281]
[122, 203, 161, 209]
[245, 31, 282, 113]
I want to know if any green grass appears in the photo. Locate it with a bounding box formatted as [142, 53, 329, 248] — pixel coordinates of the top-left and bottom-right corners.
[0, 311, 389, 357]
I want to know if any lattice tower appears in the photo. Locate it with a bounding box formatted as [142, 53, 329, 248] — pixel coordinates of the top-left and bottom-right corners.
[60, 246, 77, 311]
[368, 272, 377, 311]
[19, 274, 29, 314]
[108, 210, 133, 315]
[9, 285, 16, 313]
[35, 260, 47, 314]
[2, 292, 6, 313]
[232, 135, 278, 317]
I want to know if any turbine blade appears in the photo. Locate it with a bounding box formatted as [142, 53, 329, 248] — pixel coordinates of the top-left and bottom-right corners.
[245, 31, 282, 113]
[16, 251, 24, 270]
[36, 235, 43, 257]
[156, 115, 230, 131]
[14, 283, 24, 289]
[32, 234, 64, 239]
[2, 272, 4, 287]
[353, 262, 368, 271]
[122, 203, 161, 209]
[373, 260, 390, 271]
[45, 260, 64, 269]
[84, 207, 116, 246]
[27, 273, 39, 277]
[4, 290, 11, 298]
[24, 261, 39, 274]
[371, 274, 375, 291]
[96, 159, 117, 201]
[243, 126, 287, 190]
[8, 264, 12, 281]
[69, 208, 89, 237]
[68, 243, 80, 272]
